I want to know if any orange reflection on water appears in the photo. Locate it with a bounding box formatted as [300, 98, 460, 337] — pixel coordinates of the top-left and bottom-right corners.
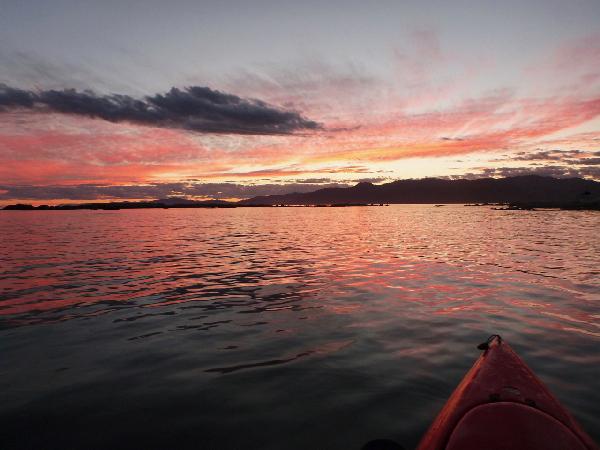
[0, 206, 598, 342]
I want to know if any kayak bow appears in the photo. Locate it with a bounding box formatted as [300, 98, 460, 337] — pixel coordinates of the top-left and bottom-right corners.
[416, 335, 598, 450]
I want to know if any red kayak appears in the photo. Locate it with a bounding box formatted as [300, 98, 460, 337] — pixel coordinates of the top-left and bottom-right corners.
[417, 335, 598, 450]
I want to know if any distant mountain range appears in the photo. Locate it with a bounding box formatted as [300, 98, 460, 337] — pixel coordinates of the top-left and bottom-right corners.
[3, 176, 600, 210]
[239, 175, 600, 206]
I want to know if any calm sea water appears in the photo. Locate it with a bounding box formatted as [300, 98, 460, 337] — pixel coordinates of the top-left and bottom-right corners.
[1, 205, 599, 449]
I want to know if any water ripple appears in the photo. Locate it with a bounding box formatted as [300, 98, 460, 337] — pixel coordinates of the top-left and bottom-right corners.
[1, 206, 599, 449]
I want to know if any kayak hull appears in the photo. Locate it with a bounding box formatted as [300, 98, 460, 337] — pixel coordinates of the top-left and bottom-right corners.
[416, 336, 598, 450]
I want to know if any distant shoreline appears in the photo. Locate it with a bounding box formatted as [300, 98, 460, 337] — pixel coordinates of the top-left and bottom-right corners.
[2, 202, 392, 210]
[3, 202, 599, 211]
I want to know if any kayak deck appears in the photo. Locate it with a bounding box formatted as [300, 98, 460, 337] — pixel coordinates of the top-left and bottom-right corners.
[417, 335, 598, 450]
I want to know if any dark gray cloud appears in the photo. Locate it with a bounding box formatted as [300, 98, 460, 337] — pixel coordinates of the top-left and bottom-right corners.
[507, 149, 586, 161]
[0, 84, 35, 107]
[568, 158, 600, 165]
[476, 165, 600, 179]
[491, 150, 600, 170]
[0, 181, 350, 202]
[355, 177, 389, 184]
[293, 178, 338, 184]
[0, 84, 321, 135]
[441, 136, 464, 141]
[577, 166, 600, 178]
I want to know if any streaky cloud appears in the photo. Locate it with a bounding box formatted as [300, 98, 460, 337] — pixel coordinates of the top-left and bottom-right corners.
[492, 149, 600, 166]
[0, 84, 321, 135]
[476, 165, 600, 179]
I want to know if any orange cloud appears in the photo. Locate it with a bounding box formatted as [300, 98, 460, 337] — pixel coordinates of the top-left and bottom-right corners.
[2, 92, 599, 186]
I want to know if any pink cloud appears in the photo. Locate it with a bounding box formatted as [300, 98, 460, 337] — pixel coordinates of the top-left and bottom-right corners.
[3, 90, 599, 185]
[524, 32, 600, 96]
[553, 33, 600, 73]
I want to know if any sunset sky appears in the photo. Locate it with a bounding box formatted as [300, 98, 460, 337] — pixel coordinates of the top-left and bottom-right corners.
[1, 0, 600, 203]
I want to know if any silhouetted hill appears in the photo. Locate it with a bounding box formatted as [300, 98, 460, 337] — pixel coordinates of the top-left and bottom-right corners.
[240, 176, 600, 205]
